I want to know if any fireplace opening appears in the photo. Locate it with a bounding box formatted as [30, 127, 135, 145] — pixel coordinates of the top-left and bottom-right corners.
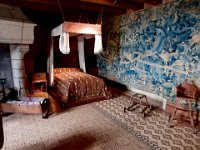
[0, 44, 15, 101]
[0, 44, 13, 89]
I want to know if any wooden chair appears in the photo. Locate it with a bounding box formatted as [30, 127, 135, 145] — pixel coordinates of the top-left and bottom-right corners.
[168, 79, 199, 127]
[30, 73, 47, 94]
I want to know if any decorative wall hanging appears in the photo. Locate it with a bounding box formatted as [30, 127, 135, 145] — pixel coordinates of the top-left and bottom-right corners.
[98, 0, 200, 102]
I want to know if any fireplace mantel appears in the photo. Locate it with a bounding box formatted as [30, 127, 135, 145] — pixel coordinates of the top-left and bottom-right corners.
[0, 4, 36, 44]
[0, 19, 36, 44]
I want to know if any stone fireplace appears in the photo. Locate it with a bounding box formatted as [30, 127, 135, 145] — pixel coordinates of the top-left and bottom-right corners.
[0, 4, 36, 96]
[9, 45, 32, 96]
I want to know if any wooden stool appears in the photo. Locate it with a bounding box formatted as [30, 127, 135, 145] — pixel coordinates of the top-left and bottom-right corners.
[124, 93, 152, 118]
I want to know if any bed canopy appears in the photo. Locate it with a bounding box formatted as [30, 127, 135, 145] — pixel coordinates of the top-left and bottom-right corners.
[47, 21, 103, 86]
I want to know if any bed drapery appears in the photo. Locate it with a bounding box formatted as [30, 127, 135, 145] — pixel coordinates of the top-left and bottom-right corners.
[48, 22, 103, 86]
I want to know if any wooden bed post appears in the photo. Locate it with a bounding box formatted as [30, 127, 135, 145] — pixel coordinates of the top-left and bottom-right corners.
[77, 36, 86, 73]
[47, 36, 54, 86]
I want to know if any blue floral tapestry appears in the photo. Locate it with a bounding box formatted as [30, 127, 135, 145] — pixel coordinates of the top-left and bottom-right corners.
[98, 0, 200, 102]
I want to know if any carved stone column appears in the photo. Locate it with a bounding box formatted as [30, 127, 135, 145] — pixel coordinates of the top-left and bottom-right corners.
[9, 44, 30, 96]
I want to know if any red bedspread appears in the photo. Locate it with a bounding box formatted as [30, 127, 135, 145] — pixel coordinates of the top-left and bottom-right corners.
[53, 68, 108, 103]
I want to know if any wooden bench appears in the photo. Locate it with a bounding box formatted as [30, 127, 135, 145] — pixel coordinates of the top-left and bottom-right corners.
[0, 97, 50, 118]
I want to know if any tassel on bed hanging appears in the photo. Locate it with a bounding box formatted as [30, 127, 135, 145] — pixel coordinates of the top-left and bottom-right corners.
[59, 32, 70, 54]
[94, 34, 103, 54]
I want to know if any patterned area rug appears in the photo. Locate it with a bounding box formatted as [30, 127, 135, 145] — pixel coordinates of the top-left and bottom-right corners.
[92, 95, 200, 150]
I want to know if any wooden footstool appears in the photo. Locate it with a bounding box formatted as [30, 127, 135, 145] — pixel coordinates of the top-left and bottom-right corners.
[124, 93, 152, 118]
[0, 97, 50, 118]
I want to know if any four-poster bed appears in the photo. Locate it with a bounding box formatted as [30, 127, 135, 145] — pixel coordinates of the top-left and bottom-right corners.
[53, 68, 108, 105]
[47, 21, 109, 106]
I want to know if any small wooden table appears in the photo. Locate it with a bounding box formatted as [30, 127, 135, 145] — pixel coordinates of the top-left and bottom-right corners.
[124, 93, 152, 118]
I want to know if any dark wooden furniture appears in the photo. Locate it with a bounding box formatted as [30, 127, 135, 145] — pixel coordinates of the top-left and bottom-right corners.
[0, 97, 50, 118]
[124, 93, 152, 118]
[0, 112, 3, 149]
[30, 73, 47, 94]
[168, 79, 199, 127]
[0, 78, 7, 101]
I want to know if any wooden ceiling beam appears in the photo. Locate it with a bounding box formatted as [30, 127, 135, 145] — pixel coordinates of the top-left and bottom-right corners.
[129, 0, 162, 5]
[0, 0, 127, 15]
[60, 2, 127, 15]
[0, 0, 60, 13]
[22, 0, 128, 14]
[79, 0, 143, 10]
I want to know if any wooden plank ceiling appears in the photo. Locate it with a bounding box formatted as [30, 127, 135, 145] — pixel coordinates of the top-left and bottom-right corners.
[0, 0, 162, 27]
[0, 0, 162, 15]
